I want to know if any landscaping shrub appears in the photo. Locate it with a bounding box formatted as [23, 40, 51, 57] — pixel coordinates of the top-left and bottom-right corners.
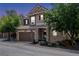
[60, 40, 74, 48]
[51, 43, 57, 47]
[32, 39, 38, 44]
[39, 39, 48, 46]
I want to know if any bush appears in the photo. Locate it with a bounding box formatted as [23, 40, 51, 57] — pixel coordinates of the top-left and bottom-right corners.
[60, 40, 73, 48]
[32, 39, 38, 44]
[51, 43, 57, 47]
[39, 39, 48, 46]
[50, 41, 62, 47]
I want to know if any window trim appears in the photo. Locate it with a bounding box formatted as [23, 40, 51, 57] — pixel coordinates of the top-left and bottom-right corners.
[40, 14, 43, 20]
[25, 19, 28, 25]
[52, 30, 57, 36]
[24, 19, 28, 25]
[30, 16, 36, 25]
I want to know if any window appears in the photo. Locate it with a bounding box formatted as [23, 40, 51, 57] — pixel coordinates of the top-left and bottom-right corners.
[25, 20, 28, 24]
[31, 16, 35, 25]
[40, 14, 43, 20]
[52, 30, 57, 36]
[39, 14, 43, 20]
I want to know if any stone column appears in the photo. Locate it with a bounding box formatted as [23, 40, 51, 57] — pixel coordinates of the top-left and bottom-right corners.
[34, 28, 39, 42]
[16, 31, 19, 41]
[46, 28, 49, 42]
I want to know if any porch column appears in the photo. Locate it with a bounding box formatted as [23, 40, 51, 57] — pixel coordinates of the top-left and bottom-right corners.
[16, 31, 19, 41]
[34, 28, 39, 42]
[46, 28, 49, 42]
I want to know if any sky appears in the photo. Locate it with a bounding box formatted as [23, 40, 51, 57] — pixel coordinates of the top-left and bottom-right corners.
[0, 3, 53, 17]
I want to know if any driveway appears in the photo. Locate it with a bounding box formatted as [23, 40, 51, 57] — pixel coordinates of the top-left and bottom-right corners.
[0, 39, 79, 56]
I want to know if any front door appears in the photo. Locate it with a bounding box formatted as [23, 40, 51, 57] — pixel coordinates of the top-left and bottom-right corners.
[38, 28, 47, 41]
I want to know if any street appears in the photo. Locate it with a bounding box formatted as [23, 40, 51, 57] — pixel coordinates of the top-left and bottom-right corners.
[0, 40, 79, 56]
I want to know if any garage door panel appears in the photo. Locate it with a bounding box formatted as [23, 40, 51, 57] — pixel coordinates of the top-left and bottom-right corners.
[19, 32, 34, 42]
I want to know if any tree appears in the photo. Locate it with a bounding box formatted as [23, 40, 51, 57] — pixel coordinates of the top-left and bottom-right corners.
[44, 4, 79, 46]
[44, 11, 53, 42]
[0, 10, 20, 41]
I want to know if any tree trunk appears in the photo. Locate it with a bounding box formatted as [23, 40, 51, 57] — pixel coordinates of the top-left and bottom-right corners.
[71, 32, 76, 47]
[7, 32, 11, 41]
[70, 35, 76, 47]
[2, 32, 4, 38]
[66, 32, 76, 47]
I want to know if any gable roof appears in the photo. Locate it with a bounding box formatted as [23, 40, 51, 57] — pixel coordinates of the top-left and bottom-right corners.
[27, 4, 48, 16]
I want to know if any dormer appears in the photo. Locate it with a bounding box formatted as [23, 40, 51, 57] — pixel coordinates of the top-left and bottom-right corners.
[23, 16, 29, 25]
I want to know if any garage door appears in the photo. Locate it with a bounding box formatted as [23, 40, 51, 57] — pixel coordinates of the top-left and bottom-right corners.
[19, 32, 34, 42]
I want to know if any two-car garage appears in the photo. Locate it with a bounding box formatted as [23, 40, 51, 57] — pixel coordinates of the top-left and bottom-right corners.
[19, 32, 34, 42]
[16, 26, 35, 42]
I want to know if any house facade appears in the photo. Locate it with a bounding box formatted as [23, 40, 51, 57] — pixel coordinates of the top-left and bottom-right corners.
[16, 4, 64, 43]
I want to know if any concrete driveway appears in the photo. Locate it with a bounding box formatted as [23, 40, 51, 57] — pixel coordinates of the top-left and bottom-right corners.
[0, 39, 79, 56]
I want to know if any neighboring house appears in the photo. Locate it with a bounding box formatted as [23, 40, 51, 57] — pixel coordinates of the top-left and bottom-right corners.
[16, 4, 64, 43]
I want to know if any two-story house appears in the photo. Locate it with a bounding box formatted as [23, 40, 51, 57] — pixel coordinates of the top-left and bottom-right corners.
[16, 4, 64, 43]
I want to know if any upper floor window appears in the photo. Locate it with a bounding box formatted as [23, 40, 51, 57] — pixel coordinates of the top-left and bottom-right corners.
[25, 19, 28, 24]
[40, 14, 43, 20]
[39, 14, 43, 20]
[24, 19, 28, 25]
[31, 16, 35, 25]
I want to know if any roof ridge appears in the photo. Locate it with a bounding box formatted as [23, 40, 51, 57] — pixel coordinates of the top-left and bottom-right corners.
[26, 4, 48, 16]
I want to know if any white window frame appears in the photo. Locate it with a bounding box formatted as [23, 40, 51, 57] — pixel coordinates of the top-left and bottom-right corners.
[40, 14, 43, 20]
[31, 16, 35, 25]
[25, 20, 28, 24]
[52, 30, 57, 36]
